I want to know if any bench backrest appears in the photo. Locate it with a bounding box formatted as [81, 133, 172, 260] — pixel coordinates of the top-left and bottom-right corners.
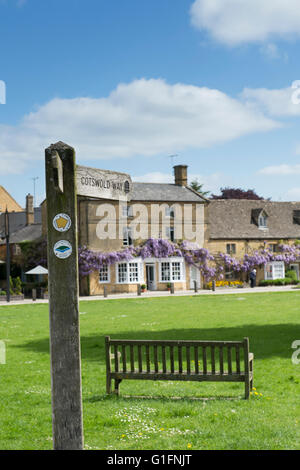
[105, 337, 250, 377]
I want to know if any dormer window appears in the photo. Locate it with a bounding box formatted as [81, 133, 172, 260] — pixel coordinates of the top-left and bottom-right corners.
[258, 211, 268, 228]
[251, 208, 268, 229]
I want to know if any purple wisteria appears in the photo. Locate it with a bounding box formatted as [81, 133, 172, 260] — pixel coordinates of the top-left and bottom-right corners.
[219, 243, 300, 274]
[78, 239, 300, 282]
[78, 238, 224, 281]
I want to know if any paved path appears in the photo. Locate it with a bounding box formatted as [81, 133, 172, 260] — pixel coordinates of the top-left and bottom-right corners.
[0, 285, 298, 306]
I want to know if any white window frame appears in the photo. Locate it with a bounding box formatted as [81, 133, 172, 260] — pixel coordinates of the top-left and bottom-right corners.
[159, 258, 185, 283]
[123, 226, 133, 246]
[116, 259, 144, 284]
[165, 226, 175, 242]
[264, 261, 285, 280]
[99, 264, 110, 283]
[165, 206, 175, 218]
[122, 205, 133, 218]
[258, 212, 268, 229]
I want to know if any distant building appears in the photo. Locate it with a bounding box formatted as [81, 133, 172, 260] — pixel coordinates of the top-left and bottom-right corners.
[42, 164, 208, 295]
[206, 199, 300, 282]
[0, 193, 42, 283]
[0, 185, 23, 213]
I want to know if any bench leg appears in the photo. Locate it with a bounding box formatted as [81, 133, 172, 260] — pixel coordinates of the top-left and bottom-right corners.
[114, 379, 122, 396]
[245, 376, 250, 399]
[106, 374, 112, 395]
[250, 360, 254, 391]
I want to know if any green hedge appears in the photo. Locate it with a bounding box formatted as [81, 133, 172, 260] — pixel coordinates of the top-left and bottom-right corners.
[259, 277, 299, 287]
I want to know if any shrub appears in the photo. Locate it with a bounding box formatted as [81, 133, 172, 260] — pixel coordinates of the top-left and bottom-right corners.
[13, 277, 22, 295]
[286, 270, 298, 282]
[259, 277, 297, 287]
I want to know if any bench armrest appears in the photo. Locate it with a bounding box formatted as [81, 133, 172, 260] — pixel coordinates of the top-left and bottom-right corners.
[249, 353, 254, 362]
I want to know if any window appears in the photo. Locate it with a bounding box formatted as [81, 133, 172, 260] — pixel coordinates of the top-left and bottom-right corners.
[122, 205, 133, 218]
[172, 262, 181, 281]
[161, 262, 171, 281]
[160, 259, 185, 282]
[129, 262, 139, 282]
[258, 212, 268, 228]
[269, 244, 278, 253]
[117, 260, 144, 284]
[166, 226, 175, 242]
[118, 263, 128, 283]
[265, 261, 285, 280]
[226, 244, 236, 255]
[165, 206, 175, 218]
[99, 264, 109, 283]
[123, 227, 133, 246]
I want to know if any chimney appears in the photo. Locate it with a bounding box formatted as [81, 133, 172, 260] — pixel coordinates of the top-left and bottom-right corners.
[174, 165, 188, 187]
[26, 194, 34, 225]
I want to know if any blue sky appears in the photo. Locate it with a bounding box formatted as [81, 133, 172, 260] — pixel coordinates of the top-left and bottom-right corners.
[1, 0, 300, 207]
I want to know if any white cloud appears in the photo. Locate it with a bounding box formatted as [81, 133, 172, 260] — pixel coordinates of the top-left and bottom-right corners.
[259, 43, 288, 62]
[190, 0, 300, 46]
[285, 187, 300, 200]
[241, 85, 300, 117]
[0, 78, 279, 175]
[258, 164, 300, 176]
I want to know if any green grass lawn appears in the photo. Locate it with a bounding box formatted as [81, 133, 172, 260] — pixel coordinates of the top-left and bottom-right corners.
[0, 292, 299, 450]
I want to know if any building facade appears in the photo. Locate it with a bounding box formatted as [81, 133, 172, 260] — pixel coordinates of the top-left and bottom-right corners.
[76, 165, 207, 295]
[205, 199, 300, 283]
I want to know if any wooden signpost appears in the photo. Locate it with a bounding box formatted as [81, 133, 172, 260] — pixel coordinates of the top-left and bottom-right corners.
[45, 143, 134, 449]
[45, 141, 83, 450]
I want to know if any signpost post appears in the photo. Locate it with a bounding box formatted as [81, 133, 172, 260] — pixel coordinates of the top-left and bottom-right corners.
[45, 141, 83, 450]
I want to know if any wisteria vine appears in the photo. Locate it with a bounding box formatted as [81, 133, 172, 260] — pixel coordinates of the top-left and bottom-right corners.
[78, 239, 300, 282]
[218, 243, 300, 276]
[78, 238, 221, 281]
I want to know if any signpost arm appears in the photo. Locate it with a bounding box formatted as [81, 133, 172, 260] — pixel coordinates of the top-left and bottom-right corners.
[45, 141, 83, 450]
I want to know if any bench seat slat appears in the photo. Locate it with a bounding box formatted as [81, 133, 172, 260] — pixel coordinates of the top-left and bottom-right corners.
[111, 370, 249, 382]
[109, 339, 245, 347]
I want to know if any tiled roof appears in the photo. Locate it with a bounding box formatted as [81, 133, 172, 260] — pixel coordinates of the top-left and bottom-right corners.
[131, 183, 207, 202]
[0, 224, 42, 245]
[208, 200, 300, 239]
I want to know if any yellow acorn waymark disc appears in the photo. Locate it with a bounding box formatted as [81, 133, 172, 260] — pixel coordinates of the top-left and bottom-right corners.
[53, 213, 72, 232]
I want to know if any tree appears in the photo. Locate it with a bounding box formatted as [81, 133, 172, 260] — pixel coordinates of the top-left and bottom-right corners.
[189, 179, 210, 197]
[211, 187, 265, 200]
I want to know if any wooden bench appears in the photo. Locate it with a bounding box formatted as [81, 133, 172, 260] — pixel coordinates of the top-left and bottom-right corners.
[105, 336, 254, 399]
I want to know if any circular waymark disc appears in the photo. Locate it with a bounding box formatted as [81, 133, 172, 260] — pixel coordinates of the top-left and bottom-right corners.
[53, 240, 72, 259]
[53, 213, 72, 232]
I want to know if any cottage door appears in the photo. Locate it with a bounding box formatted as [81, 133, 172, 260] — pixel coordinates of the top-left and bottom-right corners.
[146, 264, 156, 291]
